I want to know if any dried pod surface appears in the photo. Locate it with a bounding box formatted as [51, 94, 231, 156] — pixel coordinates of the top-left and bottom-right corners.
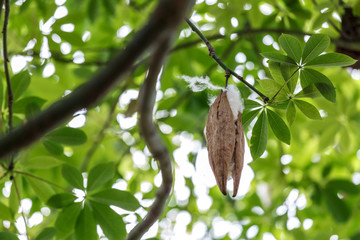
[206, 88, 245, 196]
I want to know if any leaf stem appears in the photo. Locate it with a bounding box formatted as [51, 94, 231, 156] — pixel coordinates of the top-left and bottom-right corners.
[269, 68, 300, 103]
[14, 170, 67, 191]
[185, 18, 269, 103]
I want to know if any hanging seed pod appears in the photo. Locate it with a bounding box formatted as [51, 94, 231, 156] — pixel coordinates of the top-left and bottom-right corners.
[206, 87, 245, 197]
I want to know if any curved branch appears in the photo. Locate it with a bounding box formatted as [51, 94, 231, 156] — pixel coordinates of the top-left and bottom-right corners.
[0, 0, 194, 160]
[126, 32, 178, 240]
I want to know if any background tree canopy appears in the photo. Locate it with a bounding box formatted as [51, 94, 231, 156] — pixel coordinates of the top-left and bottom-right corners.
[0, 0, 360, 239]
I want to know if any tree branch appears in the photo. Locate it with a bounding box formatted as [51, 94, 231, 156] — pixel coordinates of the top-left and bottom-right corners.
[3, 0, 12, 132]
[126, 33, 178, 240]
[0, 0, 194, 160]
[185, 18, 269, 102]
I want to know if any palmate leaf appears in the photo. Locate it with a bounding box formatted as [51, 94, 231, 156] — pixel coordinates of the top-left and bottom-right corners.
[46, 127, 87, 146]
[47, 193, 77, 209]
[87, 162, 115, 192]
[302, 34, 330, 64]
[90, 189, 140, 211]
[260, 52, 296, 65]
[250, 111, 268, 159]
[300, 68, 336, 102]
[324, 188, 350, 222]
[55, 203, 82, 239]
[35, 227, 56, 240]
[75, 204, 97, 240]
[286, 101, 296, 126]
[305, 53, 357, 67]
[11, 70, 31, 100]
[0, 232, 19, 240]
[62, 164, 84, 190]
[242, 109, 261, 129]
[267, 109, 290, 145]
[268, 61, 285, 85]
[90, 201, 126, 240]
[294, 100, 322, 119]
[326, 179, 360, 195]
[258, 79, 288, 100]
[279, 34, 302, 63]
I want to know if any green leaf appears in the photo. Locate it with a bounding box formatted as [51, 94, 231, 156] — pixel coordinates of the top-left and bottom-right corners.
[55, 203, 82, 239]
[267, 109, 290, 144]
[258, 79, 287, 100]
[286, 101, 296, 126]
[250, 111, 268, 159]
[88, 0, 99, 22]
[87, 162, 115, 192]
[326, 179, 360, 195]
[21, 156, 62, 169]
[305, 53, 357, 67]
[35, 227, 56, 240]
[26, 176, 56, 202]
[46, 127, 87, 146]
[0, 232, 19, 240]
[75, 204, 97, 240]
[25, 102, 41, 120]
[324, 189, 350, 222]
[0, 201, 12, 220]
[281, 63, 299, 93]
[47, 193, 77, 209]
[11, 70, 31, 100]
[260, 52, 296, 65]
[62, 164, 84, 190]
[90, 201, 126, 240]
[13, 96, 46, 113]
[268, 61, 285, 85]
[300, 68, 336, 102]
[312, 11, 332, 29]
[103, 0, 116, 15]
[302, 34, 330, 64]
[242, 109, 261, 129]
[43, 140, 64, 156]
[244, 99, 262, 110]
[90, 189, 141, 211]
[295, 85, 321, 98]
[294, 100, 322, 119]
[278, 34, 302, 63]
[9, 175, 22, 216]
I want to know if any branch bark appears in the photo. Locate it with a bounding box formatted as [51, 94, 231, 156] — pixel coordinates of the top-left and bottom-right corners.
[0, 0, 194, 160]
[126, 4, 195, 236]
[127, 37, 174, 240]
[3, 0, 12, 132]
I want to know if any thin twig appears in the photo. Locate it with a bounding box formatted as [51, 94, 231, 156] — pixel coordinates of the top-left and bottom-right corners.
[185, 18, 269, 103]
[14, 170, 67, 191]
[127, 39, 175, 240]
[12, 175, 29, 240]
[3, 0, 12, 132]
[269, 68, 300, 103]
[80, 90, 123, 172]
[0, 0, 194, 160]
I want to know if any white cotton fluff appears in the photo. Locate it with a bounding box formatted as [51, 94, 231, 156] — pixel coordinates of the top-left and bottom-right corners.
[225, 84, 244, 120]
[181, 75, 223, 92]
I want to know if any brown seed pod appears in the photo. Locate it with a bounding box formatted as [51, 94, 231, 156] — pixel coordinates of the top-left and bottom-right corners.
[206, 90, 245, 197]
